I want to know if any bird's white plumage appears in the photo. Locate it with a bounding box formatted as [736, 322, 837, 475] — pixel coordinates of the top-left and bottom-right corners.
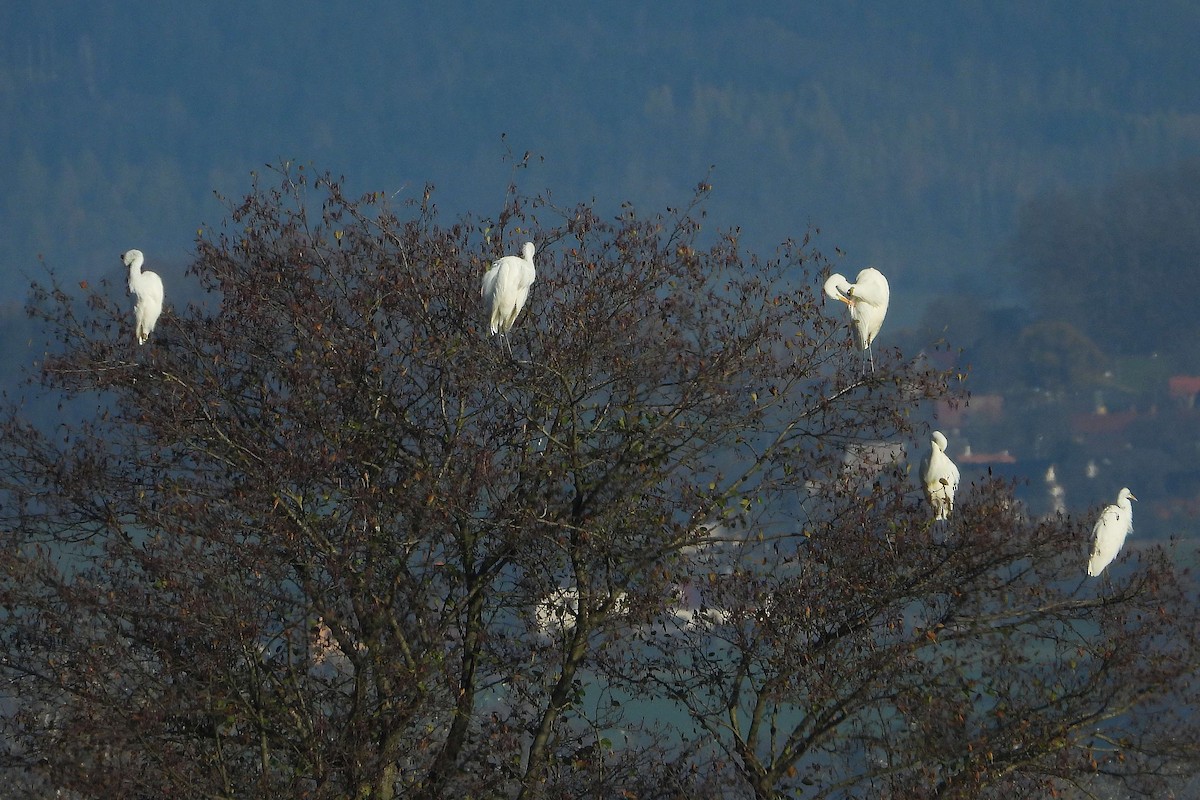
[122, 249, 164, 345]
[1087, 487, 1136, 577]
[823, 267, 890, 351]
[920, 430, 960, 521]
[481, 241, 536, 335]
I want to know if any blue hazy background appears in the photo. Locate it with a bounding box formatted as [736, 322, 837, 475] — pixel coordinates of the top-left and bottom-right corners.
[4, 1, 1200, 527]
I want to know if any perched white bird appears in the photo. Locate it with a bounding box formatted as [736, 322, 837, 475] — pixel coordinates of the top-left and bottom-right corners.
[481, 241, 536, 336]
[920, 430, 960, 522]
[122, 249, 164, 345]
[824, 267, 890, 369]
[1087, 487, 1137, 577]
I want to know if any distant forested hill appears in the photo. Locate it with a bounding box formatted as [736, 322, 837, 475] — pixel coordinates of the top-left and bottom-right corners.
[2, 2, 1200, 321]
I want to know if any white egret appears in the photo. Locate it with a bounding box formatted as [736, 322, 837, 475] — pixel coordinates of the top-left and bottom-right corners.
[481, 241, 536, 338]
[920, 430, 960, 522]
[1087, 487, 1136, 577]
[122, 249, 164, 345]
[824, 267, 890, 370]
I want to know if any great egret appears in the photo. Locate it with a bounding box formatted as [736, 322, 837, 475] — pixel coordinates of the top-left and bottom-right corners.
[920, 430, 960, 522]
[824, 267, 889, 370]
[122, 249, 164, 345]
[481, 241, 536, 339]
[1087, 487, 1136, 577]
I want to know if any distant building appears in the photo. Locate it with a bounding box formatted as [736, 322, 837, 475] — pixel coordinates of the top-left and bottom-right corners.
[1169, 376, 1200, 409]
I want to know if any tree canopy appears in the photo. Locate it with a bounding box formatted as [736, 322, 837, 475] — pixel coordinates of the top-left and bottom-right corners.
[1, 166, 1198, 799]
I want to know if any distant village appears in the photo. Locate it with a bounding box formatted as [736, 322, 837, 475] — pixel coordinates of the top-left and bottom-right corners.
[932, 373, 1200, 532]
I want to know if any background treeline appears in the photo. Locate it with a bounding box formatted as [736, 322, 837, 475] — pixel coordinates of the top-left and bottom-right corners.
[3, 2, 1200, 300]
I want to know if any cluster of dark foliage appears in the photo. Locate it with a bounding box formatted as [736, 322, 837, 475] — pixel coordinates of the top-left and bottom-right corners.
[0, 164, 1198, 799]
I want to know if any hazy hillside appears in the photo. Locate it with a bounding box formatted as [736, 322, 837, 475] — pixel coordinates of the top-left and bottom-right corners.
[3, 2, 1200, 321]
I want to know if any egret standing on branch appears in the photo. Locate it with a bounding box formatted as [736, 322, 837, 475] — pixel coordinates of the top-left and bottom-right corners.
[823, 267, 889, 371]
[921, 430, 960, 522]
[1087, 487, 1136, 577]
[481, 241, 537, 347]
[122, 249, 164, 345]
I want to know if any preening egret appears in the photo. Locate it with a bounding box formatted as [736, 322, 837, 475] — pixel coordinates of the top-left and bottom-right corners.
[481, 241, 536, 337]
[824, 267, 889, 370]
[920, 430, 960, 522]
[122, 249, 164, 345]
[1087, 487, 1136, 577]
